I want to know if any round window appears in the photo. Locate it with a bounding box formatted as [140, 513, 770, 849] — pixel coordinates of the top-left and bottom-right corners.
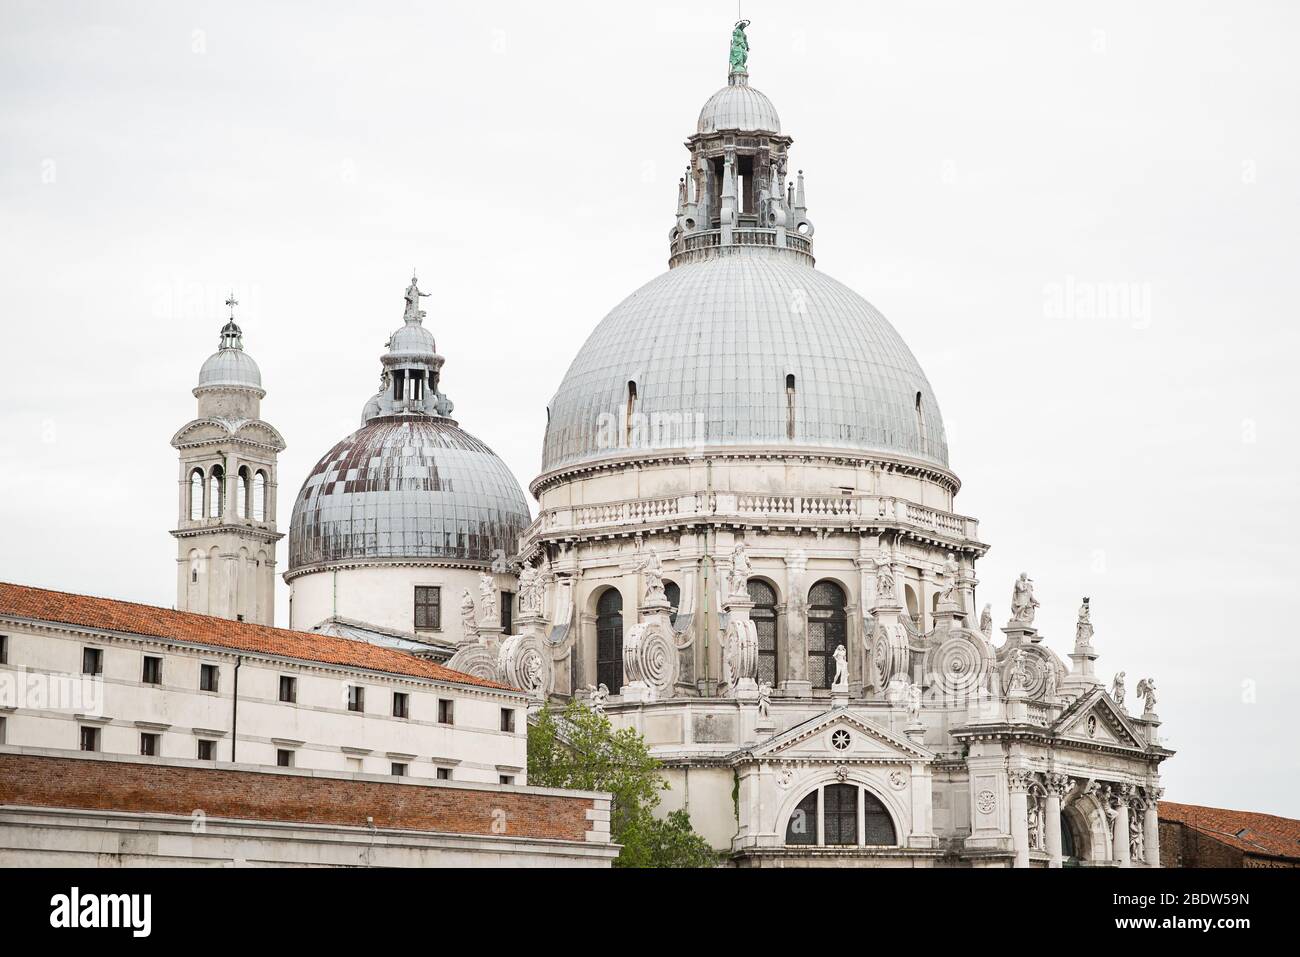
[831, 729, 851, 751]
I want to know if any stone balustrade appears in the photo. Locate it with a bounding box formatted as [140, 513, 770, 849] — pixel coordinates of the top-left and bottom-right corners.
[523, 491, 980, 550]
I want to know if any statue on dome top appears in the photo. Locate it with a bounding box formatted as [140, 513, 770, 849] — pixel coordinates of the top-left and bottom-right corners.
[729, 20, 750, 74]
[403, 274, 430, 322]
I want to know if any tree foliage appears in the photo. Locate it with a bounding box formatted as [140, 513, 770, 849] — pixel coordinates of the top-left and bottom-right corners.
[528, 700, 719, 868]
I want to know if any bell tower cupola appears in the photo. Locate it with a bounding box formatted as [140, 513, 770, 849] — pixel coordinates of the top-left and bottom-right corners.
[170, 294, 286, 625]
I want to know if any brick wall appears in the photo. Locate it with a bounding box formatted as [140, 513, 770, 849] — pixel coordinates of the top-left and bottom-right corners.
[0, 751, 598, 843]
[1159, 820, 1245, 868]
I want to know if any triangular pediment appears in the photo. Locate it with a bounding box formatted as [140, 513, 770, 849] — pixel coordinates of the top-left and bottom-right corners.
[740, 707, 932, 764]
[1053, 688, 1145, 750]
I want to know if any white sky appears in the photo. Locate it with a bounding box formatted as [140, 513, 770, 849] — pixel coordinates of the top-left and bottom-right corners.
[1, 0, 1297, 816]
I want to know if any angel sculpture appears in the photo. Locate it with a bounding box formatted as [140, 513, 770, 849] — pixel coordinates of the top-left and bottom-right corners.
[1136, 677, 1157, 715]
[1111, 671, 1126, 711]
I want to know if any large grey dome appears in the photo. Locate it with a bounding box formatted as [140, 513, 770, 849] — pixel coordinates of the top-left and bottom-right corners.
[289, 416, 530, 573]
[540, 252, 949, 475]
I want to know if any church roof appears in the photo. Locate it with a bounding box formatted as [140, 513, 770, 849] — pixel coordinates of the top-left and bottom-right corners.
[1159, 802, 1300, 862]
[0, 580, 513, 692]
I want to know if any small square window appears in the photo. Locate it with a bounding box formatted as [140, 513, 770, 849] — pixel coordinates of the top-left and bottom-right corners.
[82, 648, 103, 675]
[347, 686, 365, 713]
[79, 726, 99, 752]
[140, 733, 159, 756]
[499, 774, 515, 786]
[141, 655, 163, 685]
[438, 699, 454, 725]
[279, 675, 297, 703]
[276, 749, 294, 768]
[392, 692, 409, 719]
[200, 663, 219, 692]
[436, 767, 452, 781]
[197, 739, 215, 761]
[391, 762, 407, 777]
[414, 586, 442, 632]
[500, 708, 516, 733]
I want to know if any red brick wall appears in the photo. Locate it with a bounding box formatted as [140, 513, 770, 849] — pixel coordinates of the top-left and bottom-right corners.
[1160, 820, 1245, 868]
[0, 752, 596, 843]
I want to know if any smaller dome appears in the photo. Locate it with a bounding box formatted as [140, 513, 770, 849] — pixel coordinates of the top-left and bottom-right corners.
[698, 80, 781, 134]
[387, 322, 436, 357]
[198, 347, 262, 390]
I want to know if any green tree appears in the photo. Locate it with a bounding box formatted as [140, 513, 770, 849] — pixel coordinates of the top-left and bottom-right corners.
[528, 699, 719, 868]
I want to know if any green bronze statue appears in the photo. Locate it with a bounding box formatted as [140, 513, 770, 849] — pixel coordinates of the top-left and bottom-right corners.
[729, 19, 750, 73]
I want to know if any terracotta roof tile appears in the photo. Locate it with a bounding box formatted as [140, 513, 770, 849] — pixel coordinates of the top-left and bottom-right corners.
[0, 581, 514, 693]
[1160, 801, 1300, 861]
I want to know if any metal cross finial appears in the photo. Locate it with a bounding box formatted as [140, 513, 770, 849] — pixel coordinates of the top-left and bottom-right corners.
[225, 292, 238, 318]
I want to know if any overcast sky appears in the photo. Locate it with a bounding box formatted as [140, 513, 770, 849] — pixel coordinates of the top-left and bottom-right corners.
[1, 1, 1297, 815]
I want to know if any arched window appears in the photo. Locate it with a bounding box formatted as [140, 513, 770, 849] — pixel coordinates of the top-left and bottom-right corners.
[807, 580, 847, 689]
[189, 469, 204, 521]
[783, 783, 897, 847]
[208, 465, 225, 519]
[664, 580, 680, 627]
[904, 583, 921, 630]
[237, 467, 250, 519]
[748, 579, 778, 685]
[253, 471, 267, 522]
[786, 789, 817, 845]
[1061, 816, 1078, 862]
[596, 589, 624, 692]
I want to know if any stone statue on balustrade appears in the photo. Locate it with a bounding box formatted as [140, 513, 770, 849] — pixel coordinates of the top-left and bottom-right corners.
[640, 548, 666, 605]
[937, 552, 959, 605]
[459, 589, 478, 641]
[518, 563, 544, 617]
[832, 644, 848, 691]
[1075, 597, 1094, 647]
[1010, 573, 1039, 624]
[1111, 672, 1127, 712]
[1136, 677, 1157, 715]
[477, 572, 498, 625]
[728, 541, 752, 599]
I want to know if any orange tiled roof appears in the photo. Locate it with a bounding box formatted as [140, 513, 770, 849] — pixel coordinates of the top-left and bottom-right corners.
[1160, 801, 1300, 862]
[0, 581, 514, 693]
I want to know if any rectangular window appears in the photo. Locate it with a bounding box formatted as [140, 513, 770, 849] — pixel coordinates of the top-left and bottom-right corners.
[79, 726, 99, 752]
[279, 675, 297, 703]
[500, 591, 514, 634]
[276, 749, 294, 768]
[0, 634, 7, 664]
[140, 733, 159, 756]
[391, 762, 407, 777]
[414, 585, 442, 631]
[499, 774, 515, 786]
[392, 692, 409, 719]
[197, 739, 215, 761]
[199, 663, 219, 692]
[141, 655, 163, 685]
[347, 685, 365, 713]
[438, 699, 454, 725]
[82, 647, 103, 675]
[0, 716, 7, 745]
[436, 767, 452, 781]
[500, 708, 515, 733]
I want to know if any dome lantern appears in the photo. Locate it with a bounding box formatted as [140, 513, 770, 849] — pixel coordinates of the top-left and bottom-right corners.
[195, 293, 264, 395]
[361, 274, 454, 424]
[672, 21, 812, 270]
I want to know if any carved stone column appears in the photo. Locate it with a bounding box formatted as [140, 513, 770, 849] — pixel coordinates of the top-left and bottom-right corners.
[1008, 769, 1032, 869]
[781, 548, 811, 696]
[1113, 785, 1132, 867]
[1045, 773, 1069, 868]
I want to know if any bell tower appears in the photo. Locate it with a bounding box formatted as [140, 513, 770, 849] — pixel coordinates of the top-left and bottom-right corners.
[170, 295, 286, 624]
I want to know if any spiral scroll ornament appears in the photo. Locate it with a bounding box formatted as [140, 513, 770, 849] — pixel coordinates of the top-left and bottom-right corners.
[445, 643, 502, 685]
[924, 631, 992, 698]
[623, 620, 678, 699]
[498, 634, 553, 699]
[999, 645, 1055, 700]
